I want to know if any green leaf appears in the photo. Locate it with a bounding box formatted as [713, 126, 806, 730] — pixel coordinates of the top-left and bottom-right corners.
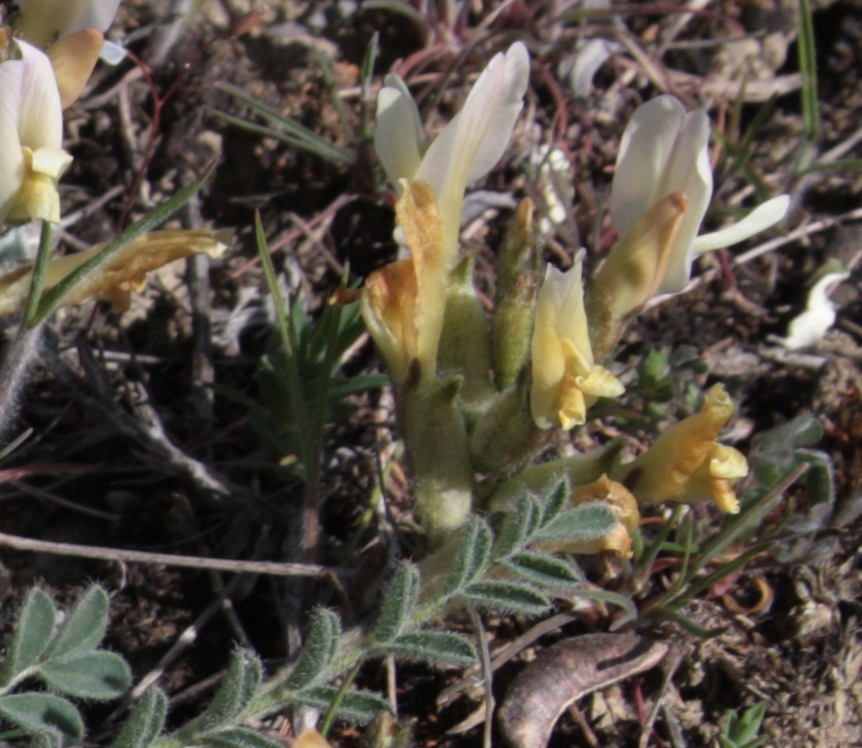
[757, 414, 822, 452]
[285, 609, 341, 690]
[443, 518, 492, 596]
[535, 502, 618, 543]
[201, 728, 285, 748]
[29, 731, 62, 748]
[463, 581, 550, 616]
[386, 631, 476, 666]
[45, 586, 109, 661]
[194, 650, 261, 732]
[493, 495, 540, 559]
[109, 688, 167, 748]
[0, 694, 83, 741]
[374, 563, 420, 642]
[40, 651, 131, 700]
[797, 449, 835, 505]
[0, 589, 56, 684]
[298, 687, 389, 724]
[538, 478, 569, 526]
[505, 552, 582, 588]
[214, 83, 354, 165]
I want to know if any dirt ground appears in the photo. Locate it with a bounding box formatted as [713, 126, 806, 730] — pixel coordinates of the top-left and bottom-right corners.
[2, 0, 862, 746]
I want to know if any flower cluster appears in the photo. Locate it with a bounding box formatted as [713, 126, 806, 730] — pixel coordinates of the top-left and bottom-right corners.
[366, 46, 789, 548]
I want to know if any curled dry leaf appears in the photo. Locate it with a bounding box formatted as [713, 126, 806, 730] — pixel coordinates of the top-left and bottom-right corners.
[0, 228, 230, 317]
[498, 633, 668, 748]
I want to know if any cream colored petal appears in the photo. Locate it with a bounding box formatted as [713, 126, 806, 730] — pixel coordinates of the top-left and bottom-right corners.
[16, 40, 64, 152]
[530, 264, 571, 429]
[0, 61, 26, 221]
[692, 195, 790, 255]
[548, 254, 592, 362]
[31, 146, 73, 179]
[656, 110, 712, 294]
[417, 42, 529, 259]
[375, 76, 425, 189]
[610, 95, 685, 236]
[575, 364, 625, 400]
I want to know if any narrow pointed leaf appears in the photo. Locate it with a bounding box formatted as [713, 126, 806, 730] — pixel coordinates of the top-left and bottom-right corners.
[285, 609, 341, 690]
[192, 650, 261, 732]
[505, 552, 582, 588]
[539, 478, 570, 526]
[374, 563, 420, 642]
[464, 581, 550, 616]
[298, 688, 389, 724]
[387, 631, 476, 666]
[109, 688, 167, 748]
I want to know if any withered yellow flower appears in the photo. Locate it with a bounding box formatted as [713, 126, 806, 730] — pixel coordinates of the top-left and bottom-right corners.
[531, 252, 624, 430]
[361, 180, 446, 384]
[618, 384, 748, 514]
[0, 229, 230, 317]
[541, 475, 640, 558]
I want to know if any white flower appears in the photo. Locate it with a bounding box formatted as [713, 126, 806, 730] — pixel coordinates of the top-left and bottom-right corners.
[777, 271, 850, 350]
[530, 252, 624, 430]
[611, 95, 789, 294]
[14, 0, 122, 49]
[375, 42, 530, 263]
[0, 40, 72, 225]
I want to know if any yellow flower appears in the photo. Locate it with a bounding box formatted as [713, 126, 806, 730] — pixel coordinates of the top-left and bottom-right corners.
[530, 252, 624, 430]
[618, 384, 748, 513]
[360, 180, 446, 384]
